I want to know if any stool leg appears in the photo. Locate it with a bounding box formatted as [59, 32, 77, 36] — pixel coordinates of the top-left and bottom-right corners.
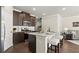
[51, 44, 52, 53]
[55, 46, 56, 53]
[60, 40, 63, 47]
[47, 43, 49, 53]
[58, 43, 60, 53]
[62, 39, 63, 45]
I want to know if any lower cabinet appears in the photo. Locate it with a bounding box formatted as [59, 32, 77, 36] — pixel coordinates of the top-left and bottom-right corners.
[24, 33, 28, 39]
[28, 34, 36, 53]
[13, 32, 25, 46]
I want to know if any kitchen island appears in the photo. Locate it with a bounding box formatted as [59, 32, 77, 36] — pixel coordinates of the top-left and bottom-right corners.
[27, 32, 55, 53]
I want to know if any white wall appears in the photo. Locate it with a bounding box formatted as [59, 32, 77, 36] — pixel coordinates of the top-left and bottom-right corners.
[42, 13, 79, 34]
[62, 16, 79, 31]
[1, 6, 13, 51]
[42, 14, 62, 33]
[42, 15, 58, 32]
[57, 14, 62, 34]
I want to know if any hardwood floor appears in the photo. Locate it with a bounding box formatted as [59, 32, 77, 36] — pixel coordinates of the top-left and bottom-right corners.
[60, 40, 79, 53]
[5, 42, 31, 53]
[4, 40, 79, 53]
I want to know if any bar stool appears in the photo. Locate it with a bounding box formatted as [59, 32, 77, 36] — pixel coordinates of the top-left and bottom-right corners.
[48, 36, 60, 53]
[54, 34, 63, 47]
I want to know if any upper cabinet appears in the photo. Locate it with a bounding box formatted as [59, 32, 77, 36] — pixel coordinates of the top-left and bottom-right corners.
[30, 16, 36, 26]
[13, 11, 36, 26]
[13, 11, 20, 26]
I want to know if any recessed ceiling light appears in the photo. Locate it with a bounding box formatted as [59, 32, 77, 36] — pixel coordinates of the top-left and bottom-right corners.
[33, 8, 36, 11]
[42, 13, 46, 15]
[62, 8, 66, 11]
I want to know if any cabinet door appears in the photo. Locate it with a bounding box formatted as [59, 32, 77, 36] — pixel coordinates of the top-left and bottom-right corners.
[30, 16, 36, 26]
[13, 11, 19, 26]
[28, 34, 36, 53]
[18, 14, 23, 26]
[25, 13, 30, 21]
[18, 13, 30, 26]
[13, 32, 25, 46]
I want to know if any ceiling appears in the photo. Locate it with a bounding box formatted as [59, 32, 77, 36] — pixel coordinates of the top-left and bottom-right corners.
[14, 6, 79, 17]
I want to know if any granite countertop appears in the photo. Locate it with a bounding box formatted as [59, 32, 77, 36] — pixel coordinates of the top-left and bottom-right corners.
[27, 32, 56, 37]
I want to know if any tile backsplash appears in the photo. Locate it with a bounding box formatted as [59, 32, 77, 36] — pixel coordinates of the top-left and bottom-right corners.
[13, 26, 35, 32]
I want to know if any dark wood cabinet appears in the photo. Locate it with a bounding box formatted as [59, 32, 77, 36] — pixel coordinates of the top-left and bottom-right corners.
[28, 34, 36, 53]
[13, 11, 36, 26]
[30, 16, 36, 26]
[13, 11, 20, 26]
[13, 32, 25, 46]
[18, 13, 23, 26]
[24, 33, 28, 39]
[24, 13, 30, 21]
[18, 12, 31, 26]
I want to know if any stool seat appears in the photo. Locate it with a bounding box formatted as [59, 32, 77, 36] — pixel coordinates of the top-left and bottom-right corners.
[49, 39, 60, 45]
[59, 35, 63, 40]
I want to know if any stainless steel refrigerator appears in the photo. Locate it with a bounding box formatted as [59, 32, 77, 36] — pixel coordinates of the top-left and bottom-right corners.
[0, 6, 4, 52]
